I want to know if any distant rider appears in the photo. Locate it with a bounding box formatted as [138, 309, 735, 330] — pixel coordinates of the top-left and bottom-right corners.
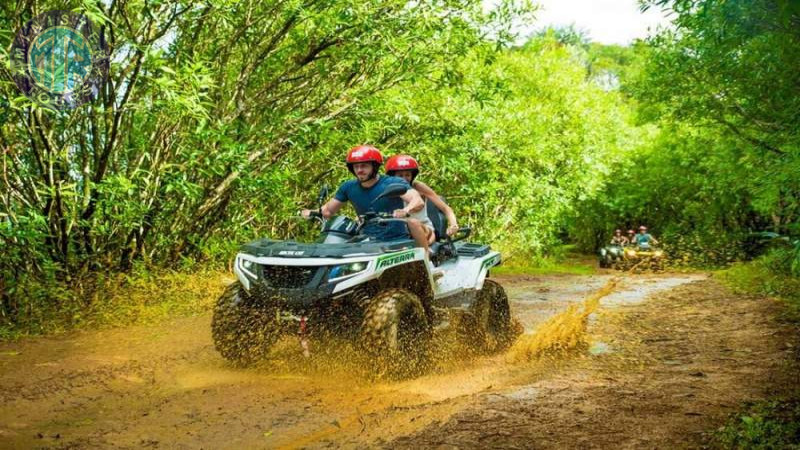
[626, 229, 636, 246]
[301, 145, 425, 243]
[610, 229, 629, 246]
[634, 225, 659, 249]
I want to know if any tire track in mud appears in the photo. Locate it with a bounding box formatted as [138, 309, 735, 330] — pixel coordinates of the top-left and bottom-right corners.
[0, 273, 709, 449]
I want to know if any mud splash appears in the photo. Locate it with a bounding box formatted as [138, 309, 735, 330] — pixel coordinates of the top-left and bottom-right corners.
[507, 278, 618, 362]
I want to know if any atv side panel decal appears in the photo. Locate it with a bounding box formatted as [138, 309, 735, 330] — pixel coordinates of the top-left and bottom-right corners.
[376, 250, 416, 270]
[481, 254, 501, 271]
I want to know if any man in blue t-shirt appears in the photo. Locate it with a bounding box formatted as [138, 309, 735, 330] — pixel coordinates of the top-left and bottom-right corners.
[302, 145, 424, 241]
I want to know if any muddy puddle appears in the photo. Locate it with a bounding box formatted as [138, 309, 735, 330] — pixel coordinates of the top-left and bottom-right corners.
[505, 273, 705, 332]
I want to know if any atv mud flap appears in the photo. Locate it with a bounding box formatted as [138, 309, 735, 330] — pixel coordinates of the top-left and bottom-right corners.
[433, 289, 478, 309]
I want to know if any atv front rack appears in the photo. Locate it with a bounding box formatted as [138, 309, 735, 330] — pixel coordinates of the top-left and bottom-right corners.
[456, 242, 490, 257]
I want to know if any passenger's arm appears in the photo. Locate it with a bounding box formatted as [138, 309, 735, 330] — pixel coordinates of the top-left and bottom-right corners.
[415, 182, 459, 235]
[399, 189, 424, 214]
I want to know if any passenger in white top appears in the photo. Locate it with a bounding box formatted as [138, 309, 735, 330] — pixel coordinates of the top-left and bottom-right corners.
[385, 155, 460, 257]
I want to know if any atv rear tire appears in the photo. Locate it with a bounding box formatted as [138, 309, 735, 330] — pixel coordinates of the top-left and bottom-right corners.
[464, 279, 515, 354]
[360, 288, 430, 377]
[212, 283, 280, 366]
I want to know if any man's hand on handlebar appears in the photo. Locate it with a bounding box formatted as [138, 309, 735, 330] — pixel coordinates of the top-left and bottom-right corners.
[300, 209, 322, 219]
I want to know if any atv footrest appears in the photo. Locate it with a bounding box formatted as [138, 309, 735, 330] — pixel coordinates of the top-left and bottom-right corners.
[456, 243, 490, 257]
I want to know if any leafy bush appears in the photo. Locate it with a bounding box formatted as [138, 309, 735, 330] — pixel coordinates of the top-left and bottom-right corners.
[0, 267, 228, 340]
[714, 399, 800, 449]
[717, 249, 800, 321]
[660, 231, 746, 269]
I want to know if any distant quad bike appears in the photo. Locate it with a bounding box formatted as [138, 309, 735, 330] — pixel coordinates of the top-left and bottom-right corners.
[619, 244, 666, 272]
[598, 244, 624, 269]
[212, 184, 515, 375]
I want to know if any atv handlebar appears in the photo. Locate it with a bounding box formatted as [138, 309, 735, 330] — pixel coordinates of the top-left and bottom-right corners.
[359, 211, 394, 221]
[448, 226, 472, 242]
[354, 211, 412, 234]
[297, 209, 324, 222]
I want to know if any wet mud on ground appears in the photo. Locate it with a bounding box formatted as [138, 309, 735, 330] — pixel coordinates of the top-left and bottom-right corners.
[1, 272, 797, 449]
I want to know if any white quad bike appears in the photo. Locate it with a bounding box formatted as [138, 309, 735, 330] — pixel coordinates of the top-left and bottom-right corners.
[212, 184, 516, 374]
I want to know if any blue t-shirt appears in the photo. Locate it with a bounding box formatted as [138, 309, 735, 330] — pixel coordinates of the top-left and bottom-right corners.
[636, 233, 653, 247]
[334, 175, 411, 241]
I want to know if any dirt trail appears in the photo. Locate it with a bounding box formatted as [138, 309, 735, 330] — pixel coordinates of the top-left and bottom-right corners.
[1, 272, 797, 449]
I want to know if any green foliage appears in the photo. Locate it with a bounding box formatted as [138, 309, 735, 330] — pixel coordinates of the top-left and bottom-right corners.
[570, 122, 756, 265]
[0, 266, 227, 339]
[332, 35, 637, 258]
[573, 0, 800, 270]
[1, 5, 636, 332]
[0, 0, 537, 327]
[640, 0, 800, 154]
[713, 399, 800, 449]
[5, 0, 799, 335]
[636, 0, 800, 232]
[534, 25, 591, 49]
[494, 245, 596, 276]
[718, 249, 800, 309]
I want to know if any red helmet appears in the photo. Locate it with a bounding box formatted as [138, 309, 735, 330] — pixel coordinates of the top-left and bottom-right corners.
[385, 155, 420, 180]
[627, 229, 635, 234]
[615, 229, 622, 234]
[346, 145, 383, 176]
[639, 225, 647, 231]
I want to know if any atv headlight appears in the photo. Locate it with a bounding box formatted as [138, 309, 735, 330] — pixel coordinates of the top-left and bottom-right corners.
[654, 250, 664, 257]
[626, 249, 637, 257]
[329, 261, 368, 280]
[237, 256, 258, 279]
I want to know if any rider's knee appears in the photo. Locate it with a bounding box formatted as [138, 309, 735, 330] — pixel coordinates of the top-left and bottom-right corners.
[406, 218, 422, 230]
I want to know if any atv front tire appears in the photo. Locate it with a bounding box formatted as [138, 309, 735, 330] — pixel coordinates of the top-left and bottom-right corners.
[360, 288, 430, 376]
[212, 283, 280, 366]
